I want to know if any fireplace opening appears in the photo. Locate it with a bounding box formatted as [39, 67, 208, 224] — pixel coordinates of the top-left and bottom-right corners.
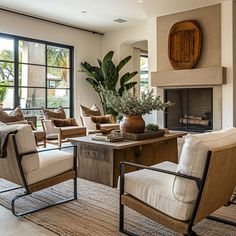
[164, 88, 213, 132]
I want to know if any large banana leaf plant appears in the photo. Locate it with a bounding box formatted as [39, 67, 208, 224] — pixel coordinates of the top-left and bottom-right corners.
[81, 51, 138, 114]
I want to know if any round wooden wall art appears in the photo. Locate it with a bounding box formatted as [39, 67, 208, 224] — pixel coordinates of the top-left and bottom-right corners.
[168, 20, 202, 70]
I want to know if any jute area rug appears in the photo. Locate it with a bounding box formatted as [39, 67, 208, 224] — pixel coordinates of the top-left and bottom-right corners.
[0, 178, 235, 236]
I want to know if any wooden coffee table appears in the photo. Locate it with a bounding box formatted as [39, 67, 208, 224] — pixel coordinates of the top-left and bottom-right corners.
[69, 131, 186, 187]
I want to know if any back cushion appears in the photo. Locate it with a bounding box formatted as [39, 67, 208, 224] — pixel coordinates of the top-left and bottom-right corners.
[81, 104, 101, 117]
[174, 127, 236, 203]
[51, 118, 78, 127]
[0, 107, 24, 123]
[42, 106, 66, 120]
[90, 115, 114, 124]
[13, 125, 39, 175]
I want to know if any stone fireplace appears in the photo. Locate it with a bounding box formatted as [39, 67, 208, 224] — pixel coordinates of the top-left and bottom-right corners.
[149, 4, 232, 131]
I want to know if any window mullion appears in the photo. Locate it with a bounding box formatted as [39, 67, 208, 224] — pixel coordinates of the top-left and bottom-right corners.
[14, 39, 19, 108]
[45, 44, 48, 109]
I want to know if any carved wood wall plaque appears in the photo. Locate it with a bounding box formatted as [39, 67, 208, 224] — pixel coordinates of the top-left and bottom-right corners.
[168, 20, 202, 70]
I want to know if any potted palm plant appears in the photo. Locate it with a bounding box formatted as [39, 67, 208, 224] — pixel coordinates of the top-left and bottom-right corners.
[81, 51, 138, 115]
[0, 82, 9, 109]
[106, 90, 172, 133]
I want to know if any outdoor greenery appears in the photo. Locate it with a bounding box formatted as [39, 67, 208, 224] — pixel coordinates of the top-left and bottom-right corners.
[0, 50, 14, 83]
[0, 81, 9, 102]
[106, 89, 172, 116]
[81, 51, 138, 114]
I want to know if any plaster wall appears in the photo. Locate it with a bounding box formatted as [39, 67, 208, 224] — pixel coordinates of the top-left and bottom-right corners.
[0, 9, 103, 120]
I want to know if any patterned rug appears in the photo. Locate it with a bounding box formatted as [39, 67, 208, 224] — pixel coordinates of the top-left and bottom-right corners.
[0, 178, 235, 236]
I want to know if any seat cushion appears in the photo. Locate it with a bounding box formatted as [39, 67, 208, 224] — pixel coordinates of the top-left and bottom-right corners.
[26, 150, 73, 185]
[174, 127, 236, 203]
[124, 161, 194, 221]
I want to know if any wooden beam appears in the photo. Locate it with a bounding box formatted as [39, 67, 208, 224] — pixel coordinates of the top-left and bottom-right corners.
[151, 67, 226, 87]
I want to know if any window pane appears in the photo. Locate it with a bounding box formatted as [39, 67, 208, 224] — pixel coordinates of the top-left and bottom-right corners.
[19, 41, 45, 65]
[0, 86, 14, 109]
[19, 64, 45, 87]
[47, 46, 69, 68]
[19, 87, 45, 109]
[47, 89, 69, 108]
[0, 62, 14, 84]
[47, 67, 69, 88]
[140, 56, 148, 94]
[0, 37, 14, 61]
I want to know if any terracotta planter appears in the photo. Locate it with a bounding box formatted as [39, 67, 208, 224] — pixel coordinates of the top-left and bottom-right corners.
[0, 102, 3, 109]
[120, 115, 145, 134]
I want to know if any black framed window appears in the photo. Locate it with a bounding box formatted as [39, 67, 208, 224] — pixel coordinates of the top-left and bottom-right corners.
[140, 53, 148, 95]
[0, 33, 74, 124]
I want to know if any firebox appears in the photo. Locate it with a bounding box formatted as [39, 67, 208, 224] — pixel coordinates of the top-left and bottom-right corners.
[164, 88, 213, 132]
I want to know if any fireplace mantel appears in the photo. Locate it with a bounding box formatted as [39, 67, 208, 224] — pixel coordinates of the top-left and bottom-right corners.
[151, 67, 226, 87]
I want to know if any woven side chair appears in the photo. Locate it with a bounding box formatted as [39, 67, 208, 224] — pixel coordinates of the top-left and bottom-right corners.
[0, 124, 77, 216]
[119, 129, 236, 236]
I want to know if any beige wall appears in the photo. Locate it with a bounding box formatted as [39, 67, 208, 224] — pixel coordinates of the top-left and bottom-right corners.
[156, 4, 221, 71]
[0, 9, 103, 121]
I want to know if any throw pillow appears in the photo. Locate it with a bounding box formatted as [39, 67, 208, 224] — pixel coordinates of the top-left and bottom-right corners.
[42, 106, 66, 120]
[80, 104, 101, 117]
[90, 115, 113, 124]
[51, 118, 78, 127]
[0, 106, 24, 123]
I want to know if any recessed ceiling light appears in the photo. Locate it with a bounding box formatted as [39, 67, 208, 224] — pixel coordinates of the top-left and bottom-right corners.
[137, 0, 144, 3]
[81, 10, 87, 14]
[114, 18, 127, 23]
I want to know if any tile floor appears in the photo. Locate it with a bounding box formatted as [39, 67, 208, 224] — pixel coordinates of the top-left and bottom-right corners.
[0, 205, 56, 236]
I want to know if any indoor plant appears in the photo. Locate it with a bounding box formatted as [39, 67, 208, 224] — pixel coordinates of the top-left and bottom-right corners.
[0, 81, 9, 109]
[106, 90, 172, 133]
[81, 51, 138, 115]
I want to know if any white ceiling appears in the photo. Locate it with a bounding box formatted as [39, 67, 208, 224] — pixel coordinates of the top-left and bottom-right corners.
[0, 0, 229, 34]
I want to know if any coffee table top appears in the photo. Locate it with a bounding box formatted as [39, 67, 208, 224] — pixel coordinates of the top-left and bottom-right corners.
[68, 131, 186, 150]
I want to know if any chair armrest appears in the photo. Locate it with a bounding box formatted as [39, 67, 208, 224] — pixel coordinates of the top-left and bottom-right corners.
[42, 120, 59, 134]
[19, 145, 77, 158]
[119, 161, 202, 192]
[81, 116, 96, 130]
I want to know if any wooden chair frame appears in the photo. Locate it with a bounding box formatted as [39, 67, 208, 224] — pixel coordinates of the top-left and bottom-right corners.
[119, 144, 236, 236]
[0, 134, 78, 216]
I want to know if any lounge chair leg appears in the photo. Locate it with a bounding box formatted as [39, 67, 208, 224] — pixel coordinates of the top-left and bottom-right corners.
[207, 215, 236, 227]
[74, 177, 77, 199]
[119, 203, 124, 232]
[0, 186, 22, 194]
[184, 230, 197, 236]
[11, 180, 77, 217]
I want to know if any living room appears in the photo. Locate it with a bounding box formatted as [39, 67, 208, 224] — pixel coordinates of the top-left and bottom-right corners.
[0, 0, 236, 235]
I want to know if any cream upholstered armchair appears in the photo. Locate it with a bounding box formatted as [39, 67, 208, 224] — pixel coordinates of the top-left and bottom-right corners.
[119, 128, 236, 235]
[0, 124, 77, 216]
[41, 106, 86, 147]
[80, 104, 119, 133]
[42, 119, 86, 147]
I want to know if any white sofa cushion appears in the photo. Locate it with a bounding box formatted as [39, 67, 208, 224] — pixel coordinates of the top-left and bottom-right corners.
[124, 161, 194, 221]
[14, 125, 39, 174]
[26, 150, 73, 185]
[174, 127, 236, 203]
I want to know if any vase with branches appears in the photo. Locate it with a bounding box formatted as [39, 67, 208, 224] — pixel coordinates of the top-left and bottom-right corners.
[106, 89, 172, 133]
